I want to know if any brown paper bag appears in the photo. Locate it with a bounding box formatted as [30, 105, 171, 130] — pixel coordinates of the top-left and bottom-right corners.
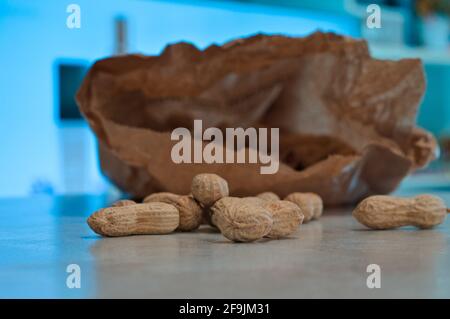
[76, 32, 436, 206]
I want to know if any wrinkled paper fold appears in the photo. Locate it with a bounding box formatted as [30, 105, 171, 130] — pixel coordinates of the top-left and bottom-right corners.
[77, 32, 436, 205]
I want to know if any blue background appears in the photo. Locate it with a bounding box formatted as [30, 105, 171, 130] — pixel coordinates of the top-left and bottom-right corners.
[0, 0, 449, 197]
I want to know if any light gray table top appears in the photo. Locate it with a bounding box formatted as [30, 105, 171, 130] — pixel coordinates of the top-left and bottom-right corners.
[1, 181, 449, 298]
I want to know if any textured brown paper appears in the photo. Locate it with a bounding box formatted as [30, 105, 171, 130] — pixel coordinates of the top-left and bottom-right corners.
[76, 32, 436, 206]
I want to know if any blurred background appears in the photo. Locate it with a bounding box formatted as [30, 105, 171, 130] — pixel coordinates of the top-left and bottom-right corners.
[0, 0, 449, 199]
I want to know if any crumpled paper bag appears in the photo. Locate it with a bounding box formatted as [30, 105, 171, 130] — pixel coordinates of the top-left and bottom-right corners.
[76, 32, 436, 206]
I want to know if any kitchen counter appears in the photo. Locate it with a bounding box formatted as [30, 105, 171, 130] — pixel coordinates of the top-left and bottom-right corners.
[1, 182, 450, 298]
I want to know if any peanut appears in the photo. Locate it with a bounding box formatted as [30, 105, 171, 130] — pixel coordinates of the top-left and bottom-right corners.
[309, 193, 323, 220]
[205, 197, 265, 228]
[143, 192, 178, 203]
[263, 200, 304, 238]
[257, 192, 280, 202]
[241, 196, 266, 207]
[144, 192, 202, 231]
[111, 199, 136, 207]
[87, 202, 179, 237]
[284, 192, 323, 222]
[353, 194, 448, 230]
[205, 196, 267, 229]
[211, 197, 273, 242]
[191, 173, 229, 206]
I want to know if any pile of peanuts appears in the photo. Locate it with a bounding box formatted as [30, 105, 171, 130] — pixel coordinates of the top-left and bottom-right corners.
[87, 173, 323, 242]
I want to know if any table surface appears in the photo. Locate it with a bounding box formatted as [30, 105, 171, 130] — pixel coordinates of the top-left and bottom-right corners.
[1, 177, 450, 298]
